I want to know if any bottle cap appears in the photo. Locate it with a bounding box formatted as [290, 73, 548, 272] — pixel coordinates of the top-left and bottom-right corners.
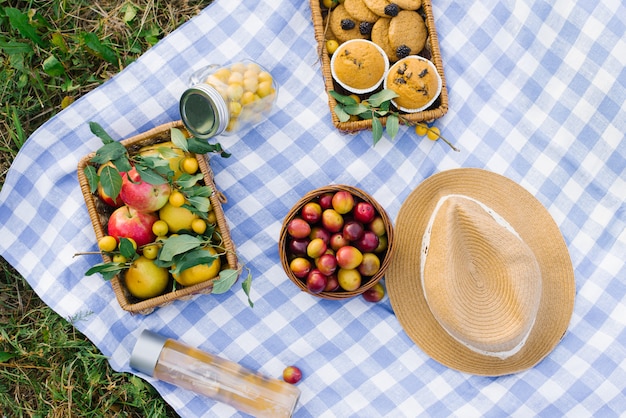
[129, 329, 168, 376]
[180, 84, 229, 139]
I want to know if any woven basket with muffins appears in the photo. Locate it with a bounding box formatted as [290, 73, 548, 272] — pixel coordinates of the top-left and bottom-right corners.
[311, 0, 448, 133]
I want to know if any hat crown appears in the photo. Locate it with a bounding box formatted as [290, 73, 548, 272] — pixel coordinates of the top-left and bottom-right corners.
[421, 195, 542, 359]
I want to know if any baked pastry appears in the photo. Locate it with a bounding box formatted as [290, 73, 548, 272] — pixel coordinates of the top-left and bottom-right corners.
[388, 10, 427, 58]
[384, 55, 441, 111]
[330, 4, 369, 43]
[331, 39, 389, 93]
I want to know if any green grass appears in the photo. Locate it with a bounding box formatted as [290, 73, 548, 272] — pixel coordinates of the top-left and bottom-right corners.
[0, 1, 213, 415]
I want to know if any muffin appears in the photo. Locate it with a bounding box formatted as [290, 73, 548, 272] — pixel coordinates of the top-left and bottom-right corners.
[331, 39, 390, 94]
[384, 55, 441, 112]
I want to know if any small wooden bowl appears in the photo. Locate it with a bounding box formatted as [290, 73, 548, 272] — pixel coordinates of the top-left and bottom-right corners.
[279, 185, 394, 300]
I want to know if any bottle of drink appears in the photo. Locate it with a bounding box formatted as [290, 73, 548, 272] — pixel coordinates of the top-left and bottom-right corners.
[130, 329, 300, 417]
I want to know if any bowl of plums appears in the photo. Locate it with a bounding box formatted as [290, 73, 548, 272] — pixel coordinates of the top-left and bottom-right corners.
[279, 185, 394, 300]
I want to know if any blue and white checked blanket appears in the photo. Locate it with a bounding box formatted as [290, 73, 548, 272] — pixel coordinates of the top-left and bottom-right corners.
[1, 0, 625, 416]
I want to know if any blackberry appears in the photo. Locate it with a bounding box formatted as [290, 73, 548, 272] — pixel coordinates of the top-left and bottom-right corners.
[359, 21, 374, 36]
[384, 3, 400, 17]
[340, 19, 356, 30]
[396, 45, 411, 59]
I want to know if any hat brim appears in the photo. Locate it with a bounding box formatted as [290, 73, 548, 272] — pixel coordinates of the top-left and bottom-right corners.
[386, 168, 575, 376]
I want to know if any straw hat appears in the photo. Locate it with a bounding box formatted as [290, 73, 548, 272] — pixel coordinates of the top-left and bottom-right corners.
[386, 168, 575, 376]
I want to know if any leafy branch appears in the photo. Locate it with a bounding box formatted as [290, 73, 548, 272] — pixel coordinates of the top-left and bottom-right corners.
[330, 90, 459, 151]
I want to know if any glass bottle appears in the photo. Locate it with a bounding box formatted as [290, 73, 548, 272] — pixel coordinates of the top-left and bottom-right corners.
[180, 59, 278, 139]
[130, 330, 300, 417]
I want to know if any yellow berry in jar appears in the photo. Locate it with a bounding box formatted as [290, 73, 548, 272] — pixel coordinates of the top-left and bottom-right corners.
[326, 39, 339, 55]
[214, 68, 231, 82]
[227, 71, 244, 85]
[243, 77, 258, 93]
[230, 61, 246, 73]
[257, 71, 272, 83]
[229, 101, 242, 117]
[241, 91, 256, 106]
[226, 118, 239, 132]
[246, 62, 261, 73]
[227, 84, 244, 101]
[256, 81, 273, 98]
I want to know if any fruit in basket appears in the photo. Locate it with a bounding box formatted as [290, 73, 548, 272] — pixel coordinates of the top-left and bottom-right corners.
[306, 269, 328, 294]
[354, 201, 376, 224]
[98, 235, 118, 252]
[331, 190, 355, 214]
[337, 268, 361, 291]
[120, 167, 171, 212]
[172, 246, 221, 287]
[301, 202, 322, 224]
[354, 230, 379, 252]
[358, 253, 381, 276]
[306, 238, 327, 259]
[342, 220, 364, 241]
[289, 238, 310, 257]
[125, 256, 170, 299]
[322, 209, 344, 233]
[287, 218, 311, 239]
[158, 202, 198, 233]
[289, 257, 312, 279]
[336, 245, 363, 269]
[107, 205, 158, 247]
[315, 253, 338, 276]
[138, 141, 188, 180]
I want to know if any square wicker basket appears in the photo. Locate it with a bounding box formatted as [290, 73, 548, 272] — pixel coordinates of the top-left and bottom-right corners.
[309, 0, 449, 132]
[77, 120, 238, 314]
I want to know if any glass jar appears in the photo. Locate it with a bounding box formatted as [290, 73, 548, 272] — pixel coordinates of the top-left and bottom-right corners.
[180, 59, 279, 139]
[130, 330, 300, 417]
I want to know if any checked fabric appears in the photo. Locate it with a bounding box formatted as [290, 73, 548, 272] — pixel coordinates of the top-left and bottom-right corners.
[1, 0, 625, 416]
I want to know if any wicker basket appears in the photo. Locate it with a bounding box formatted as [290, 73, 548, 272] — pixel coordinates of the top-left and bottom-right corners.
[77, 120, 238, 314]
[310, 0, 449, 132]
[279, 185, 394, 300]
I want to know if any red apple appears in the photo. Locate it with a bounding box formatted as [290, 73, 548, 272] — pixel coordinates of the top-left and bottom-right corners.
[354, 201, 376, 224]
[107, 205, 158, 247]
[119, 167, 171, 212]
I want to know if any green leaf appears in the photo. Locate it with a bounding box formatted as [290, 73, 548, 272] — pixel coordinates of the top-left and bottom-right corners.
[386, 114, 399, 140]
[50, 32, 68, 53]
[242, 270, 254, 308]
[119, 238, 138, 259]
[99, 165, 122, 200]
[121, 3, 137, 22]
[345, 103, 369, 116]
[187, 196, 211, 213]
[212, 269, 239, 294]
[0, 39, 33, 54]
[156, 146, 184, 160]
[81, 32, 119, 65]
[134, 164, 168, 185]
[187, 137, 225, 155]
[372, 116, 383, 146]
[112, 155, 133, 173]
[5, 8, 46, 47]
[85, 262, 126, 281]
[83, 165, 98, 193]
[0, 351, 17, 363]
[367, 89, 399, 107]
[90, 141, 127, 164]
[333, 104, 350, 122]
[329, 90, 357, 105]
[169, 248, 217, 276]
[158, 235, 204, 263]
[42, 55, 65, 76]
[89, 121, 115, 144]
[171, 128, 189, 152]
[175, 173, 205, 189]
